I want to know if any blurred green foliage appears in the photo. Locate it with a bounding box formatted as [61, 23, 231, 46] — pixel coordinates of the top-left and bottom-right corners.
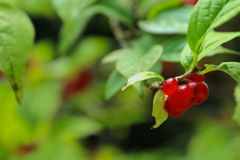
[0, 0, 239, 160]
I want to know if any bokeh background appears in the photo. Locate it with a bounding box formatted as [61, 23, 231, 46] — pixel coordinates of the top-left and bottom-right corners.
[0, 0, 240, 159]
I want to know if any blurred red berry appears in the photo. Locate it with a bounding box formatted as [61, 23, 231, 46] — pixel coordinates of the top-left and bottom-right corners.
[182, 0, 198, 5]
[63, 69, 93, 98]
[15, 144, 37, 156]
[0, 71, 4, 79]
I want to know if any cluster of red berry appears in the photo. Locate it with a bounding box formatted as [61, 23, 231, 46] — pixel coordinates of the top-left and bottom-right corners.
[162, 73, 209, 116]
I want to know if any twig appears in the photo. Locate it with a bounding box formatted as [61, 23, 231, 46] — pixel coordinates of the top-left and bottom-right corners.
[109, 19, 128, 48]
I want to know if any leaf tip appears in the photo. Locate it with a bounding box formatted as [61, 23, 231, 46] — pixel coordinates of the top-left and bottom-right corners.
[121, 87, 126, 91]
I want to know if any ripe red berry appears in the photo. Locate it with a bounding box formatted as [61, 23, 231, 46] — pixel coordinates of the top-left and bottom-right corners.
[162, 78, 178, 96]
[164, 97, 185, 117]
[187, 81, 209, 105]
[170, 85, 194, 110]
[186, 73, 205, 82]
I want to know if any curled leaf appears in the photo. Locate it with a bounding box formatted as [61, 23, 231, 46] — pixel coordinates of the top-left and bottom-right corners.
[122, 71, 164, 91]
[151, 90, 168, 129]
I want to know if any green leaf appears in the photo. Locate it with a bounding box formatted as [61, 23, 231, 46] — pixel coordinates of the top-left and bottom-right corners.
[54, 116, 103, 139]
[180, 44, 195, 72]
[198, 62, 240, 83]
[161, 35, 187, 62]
[139, 6, 193, 34]
[197, 31, 240, 61]
[187, 0, 240, 54]
[0, 2, 35, 104]
[136, 0, 165, 18]
[105, 69, 126, 100]
[101, 48, 130, 64]
[52, 0, 97, 54]
[147, 0, 184, 19]
[205, 46, 240, 58]
[20, 81, 62, 123]
[130, 34, 158, 54]
[17, 0, 54, 17]
[233, 84, 240, 125]
[133, 82, 145, 100]
[122, 71, 164, 91]
[210, 0, 240, 30]
[149, 61, 162, 74]
[89, 0, 133, 27]
[71, 36, 112, 68]
[116, 45, 163, 78]
[151, 90, 168, 129]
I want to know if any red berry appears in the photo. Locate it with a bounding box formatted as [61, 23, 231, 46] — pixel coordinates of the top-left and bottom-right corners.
[164, 97, 185, 117]
[162, 78, 178, 96]
[187, 81, 209, 105]
[165, 84, 194, 112]
[15, 144, 37, 156]
[181, 0, 198, 5]
[186, 73, 205, 82]
[63, 68, 93, 98]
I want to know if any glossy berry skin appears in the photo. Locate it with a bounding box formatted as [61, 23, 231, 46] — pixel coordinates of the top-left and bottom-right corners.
[162, 78, 178, 96]
[164, 84, 194, 117]
[164, 97, 185, 117]
[187, 81, 209, 105]
[186, 73, 205, 82]
[169, 85, 194, 110]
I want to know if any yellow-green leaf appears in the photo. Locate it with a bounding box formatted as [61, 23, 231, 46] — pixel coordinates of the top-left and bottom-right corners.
[122, 71, 164, 91]
[151, 90, 168, 129]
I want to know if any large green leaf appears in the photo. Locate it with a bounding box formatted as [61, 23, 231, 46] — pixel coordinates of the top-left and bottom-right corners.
[151, 90, 168, 129]
[180, 44, 195, 72]
[198, 62, 240, 83]
[161, 35, 187, 62]
[122, 71, 164, 91]
[52, 0, 97, 54]
[233, 84, 240, 125]
[204, 46, 240, 58]
[105, 69, 126, 100]
[0, 2, 34, 104]
[210, 0, 240, 30]
[139, 6, 193, 34]
[187, 0, 240, 54]
[116, 45, 163, 78]
[197, 31, 240, 61]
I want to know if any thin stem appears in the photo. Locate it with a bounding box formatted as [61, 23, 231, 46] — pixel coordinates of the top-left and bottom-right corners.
[175, 68, 195, 81]
[109, 19, 128, 48]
